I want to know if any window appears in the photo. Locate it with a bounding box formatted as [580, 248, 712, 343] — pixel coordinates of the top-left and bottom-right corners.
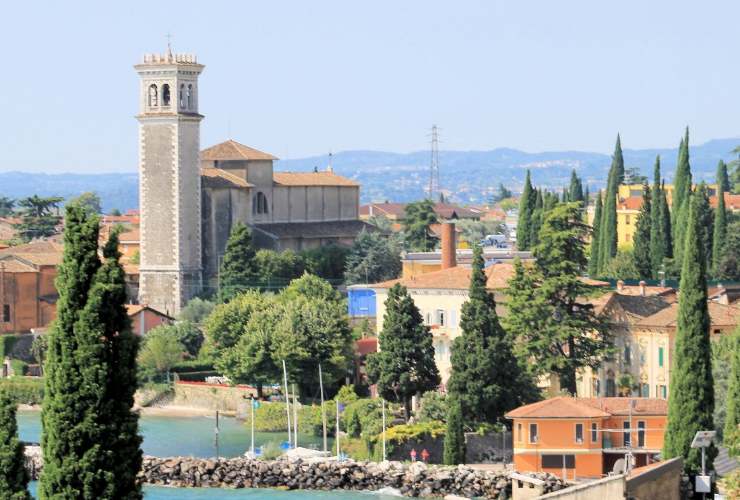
[435, 309, 445, 326]
[517, 423, 522, 442]
[161, 84, 171, 106]
[148, 84, 158, 107]
[637, 421, 646, 447]
[626, 233, 631, 242]
[659, 385, 667, 399]
[575, 423, 583, 444]
[529, 423, 538, 443]
[541, 455, 575, 469]
[2, 304, 9, 323]
[623, 421, 631, 447]
[625, 215, 631, 225]
[606, 378, 616, 397]
[641, 383, 649, 398]
[624, 345, 631, 366]
[593, 378, 600, 396]
[253, 192, 269, 215]
[425, 312, 432, 325]
[591, 423, 598, 442]
[658, 347, 664, 367]
[179, 84, 185, 107]
[187, 84, 193, 109]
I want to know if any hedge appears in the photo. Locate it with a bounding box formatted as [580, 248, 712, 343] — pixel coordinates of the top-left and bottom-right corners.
[0, 377, 44, 405]
[0, 335, 21, 359]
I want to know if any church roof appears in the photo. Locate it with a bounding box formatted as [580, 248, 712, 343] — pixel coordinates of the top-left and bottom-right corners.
[273, 172, 359, 187]
[201, 168, 253, 188]
[201, 140, 278, 161]
[253, 220, 373, 239]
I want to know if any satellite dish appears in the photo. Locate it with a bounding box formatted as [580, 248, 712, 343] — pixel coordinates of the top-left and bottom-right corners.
[612, 458, 626, 474]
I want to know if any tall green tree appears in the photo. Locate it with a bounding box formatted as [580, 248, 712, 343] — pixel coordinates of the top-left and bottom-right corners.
[528, 189, 544, 248]
[14, 195, 64, 242]
[568, 169, 584, 202]
[68, 192, 102, 215]
[588, 192, 603, 277]
[598, 135, 622, 272]
[724, 326, 740, 447]
[366, 284, 440, 420]
[649, 157, 669, 277]
[344, 229, 402, 285]
[694, 183, 714, 271]
[716, 159, 731, 193]
[447, 246, 536, 425]
[505, 203, 609, 394]
[0, 197, 14, 217]
[712, 180, 727, 276]
[403, 199, 438, 251]
[442, 398, 466, 465]
[632, 183, 652, 279]
[0, 388, 30, 500]
[717, 221, 740, 281]
[663, 194, 716, 474]
[672, 129, 693, 269]
[218, 222, 257, 302]
[516, 170, 535, 250]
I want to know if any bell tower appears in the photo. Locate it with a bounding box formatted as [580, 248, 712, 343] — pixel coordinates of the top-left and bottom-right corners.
[135, 47, 204, 314]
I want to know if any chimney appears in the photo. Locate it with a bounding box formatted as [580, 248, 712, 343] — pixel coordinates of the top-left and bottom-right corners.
[638, 280, 646, 297]
[441, 222, 457, 269]
[616, 279, 624, 292]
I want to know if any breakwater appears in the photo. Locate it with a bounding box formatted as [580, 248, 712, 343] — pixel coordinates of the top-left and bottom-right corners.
[25, 446, 565, 498]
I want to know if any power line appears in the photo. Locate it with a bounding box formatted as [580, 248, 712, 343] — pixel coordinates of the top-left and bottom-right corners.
[428, 125, 440, 200]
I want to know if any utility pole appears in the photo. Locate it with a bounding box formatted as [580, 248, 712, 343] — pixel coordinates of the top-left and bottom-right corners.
[428, 125, 440, 200]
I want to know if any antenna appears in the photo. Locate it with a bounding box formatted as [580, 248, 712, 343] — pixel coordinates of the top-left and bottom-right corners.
[428, 125, 440, 200]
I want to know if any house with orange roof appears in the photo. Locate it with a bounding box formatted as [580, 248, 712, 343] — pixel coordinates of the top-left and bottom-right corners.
[506, 396, 668, 480]
[0, 241, 62, 333]
[126, 304, 173, 336]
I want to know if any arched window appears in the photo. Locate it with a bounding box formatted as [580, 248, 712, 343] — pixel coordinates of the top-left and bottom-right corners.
[179, 84, 185, 108]
[148, 84, 158, 107]
[253, 192, 269, 215]
[161, 84, 171, 106]
[187, 84, 193, 109]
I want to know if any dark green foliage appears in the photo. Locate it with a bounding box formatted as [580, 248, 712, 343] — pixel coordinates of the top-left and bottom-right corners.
[218, 222, 257, 302]
[344, 230, 402, 285]
[505, 204, 609, 395]
[447, 246, 536, 425]
[366, 284, 440, 420]
[724, 327, 740, 446]
[717, 221, 740, 281]
[672, 129, 693, 269]
[568, 169, 584, 202]
[178, 298, 215, 325]
[403, 199, 438, 251]
[443, 399, 465, 465]
[0, 377, 44, 405]
[528, 189, 544, 248]
[649, 158, 671, 277]
[253, 249, 306, 284]
[302, 244, 350, 281]
[712, 181, 727, 276]
[717, 160, 731, 193]
[588, 192, 602, 277]
[491, 183, 512, 203]
[613, 134, 625, 184]
[14, 195, 64, 242]
[694, 183, 714, 271]
[663, 195, 715, 474]
[68, 192, 102, 215]
[0, 388, 30, 499]
[632, 183, 652, 279]
[0, 197, 15, 217]
[516, 171, 535, 250]
[598, 135, 622, 272]
[603, 250, 640, 280]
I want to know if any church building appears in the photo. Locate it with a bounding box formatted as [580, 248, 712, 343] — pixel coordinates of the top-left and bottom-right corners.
[135, 48, 371, 314]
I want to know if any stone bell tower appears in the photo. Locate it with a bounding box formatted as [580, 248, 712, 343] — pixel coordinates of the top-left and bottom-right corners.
[135, 47, 204, 315]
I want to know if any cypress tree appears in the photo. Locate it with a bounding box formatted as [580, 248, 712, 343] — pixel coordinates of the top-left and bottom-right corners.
[528, 189, 544, 249]
[724, 327, 740, 444]
[660, 181, 673, 259]
[0, 388, 30, 500]
[218, 222, 257, 302]
[717, 159, 731, 193]
[366, 284, 440, 420]
[40, 205, 102, 499]
[516, 170, 534, 250]
[663, 194, 715, 474]
[672, 129, 692, 266]
[632, 183, 652, 279]
[694, 183, 714, 271]
[588, 192, 603, 277]
[649, 157, 667, 277]
[447, 246, 534, 425]
[443, 398, 466, 465]
[613, 133, 625, 184]
[598, 136, 622, 273]
[712, 181, 727, 276]
[568, 169, 584, 202]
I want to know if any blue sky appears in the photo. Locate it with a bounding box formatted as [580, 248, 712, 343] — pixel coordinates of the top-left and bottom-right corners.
[0, 0, 738, 173]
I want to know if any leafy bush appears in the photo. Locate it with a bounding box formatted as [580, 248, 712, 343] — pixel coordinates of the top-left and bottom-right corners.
[0, 377, 43, 404]
[417, 391, 447, 423]
[0, 335, 20, 359]
[720, 469, 740, 499]
[259, 441, 283, 460]
[9, 359, 27, 376]
[383, 421, 446, 444]
[252, 401, 326, 436]
[335, 385, 359, 404]
[171, 360, 215, 373]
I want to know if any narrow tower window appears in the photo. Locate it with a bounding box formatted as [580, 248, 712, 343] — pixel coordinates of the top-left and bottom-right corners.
[187, 84, 193, 109]
[161, 84, 171, 106]
[253, 192, 269, 215]
[179, 84, 185, 108]
[148, 84, 158, 107]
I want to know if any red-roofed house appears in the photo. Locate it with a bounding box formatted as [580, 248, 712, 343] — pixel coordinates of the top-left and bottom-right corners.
[506, 396, 668, 479]
[126, 304, 173, 336]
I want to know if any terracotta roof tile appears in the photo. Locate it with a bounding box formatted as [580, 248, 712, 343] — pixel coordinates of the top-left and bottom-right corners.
[618, 196, 644, 211]
[201, 167, 253, 188]
[0, 257, 37, 272]
[373, 263, 515, 291]
[253, 220, 374, 239]
[505, 397, 668, 419]
[710, 193, 740, 211]
[636, 302, 740, 328]
[119, 229, 140, 243]
[0, 241, 62, 266]
[201, 139, 278, 161]
[273, 172, 359, 187]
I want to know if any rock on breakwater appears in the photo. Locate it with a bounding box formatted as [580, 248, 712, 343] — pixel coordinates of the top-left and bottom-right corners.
[24, 446, 565, 498]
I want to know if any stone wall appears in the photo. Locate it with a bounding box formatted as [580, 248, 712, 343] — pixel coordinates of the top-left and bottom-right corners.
[172, 381, 256, 412]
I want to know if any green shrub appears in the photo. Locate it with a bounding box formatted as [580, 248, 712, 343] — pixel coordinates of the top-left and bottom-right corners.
[0, 335, 20, 359]
[383, 421, 446, 443]
[0, 377, 43, 405]
[335, 384, 359, 403]
[9, 360, 27, 376]
[251, 401, 326, 436]
[259, 441, 283, 460]
[417, 391, 447, 423]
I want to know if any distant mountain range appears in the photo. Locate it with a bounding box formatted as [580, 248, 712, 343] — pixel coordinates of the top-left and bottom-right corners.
[1, 138, 737, 212]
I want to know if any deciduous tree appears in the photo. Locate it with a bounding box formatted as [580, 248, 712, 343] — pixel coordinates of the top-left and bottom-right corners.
[403, 199, 438, 251]
[344, 229, 402, 285]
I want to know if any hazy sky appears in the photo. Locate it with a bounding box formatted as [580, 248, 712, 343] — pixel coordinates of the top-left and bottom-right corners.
[1, 1, 738, 173]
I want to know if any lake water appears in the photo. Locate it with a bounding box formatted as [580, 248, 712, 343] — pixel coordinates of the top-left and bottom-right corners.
[18, 410, 332, 458]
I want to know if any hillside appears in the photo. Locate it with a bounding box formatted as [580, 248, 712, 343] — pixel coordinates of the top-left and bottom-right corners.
[0, 138, 737, 211]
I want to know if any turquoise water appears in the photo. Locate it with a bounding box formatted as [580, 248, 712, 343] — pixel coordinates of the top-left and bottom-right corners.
[29, 482, 403, 499]
[18, 411, 332, 458]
